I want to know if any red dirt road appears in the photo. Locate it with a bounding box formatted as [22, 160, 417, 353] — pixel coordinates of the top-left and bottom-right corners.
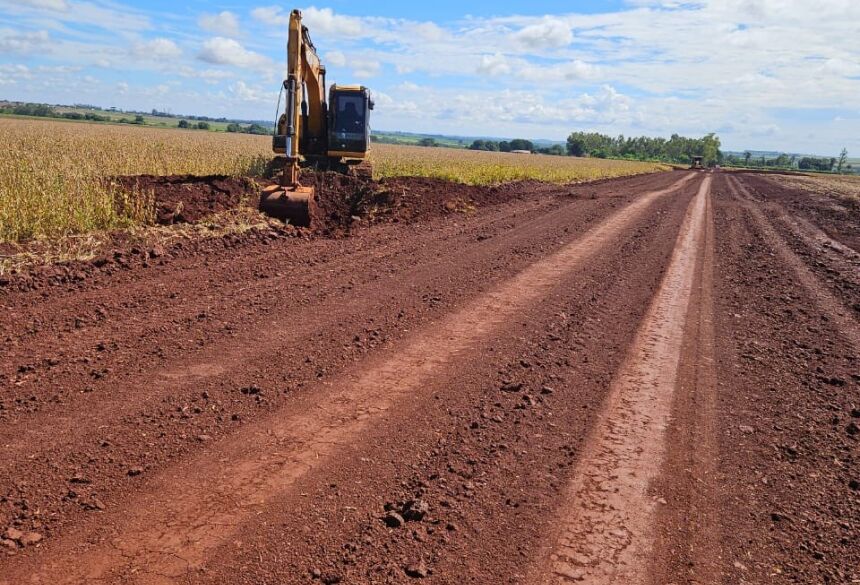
[1, 170, 857, 584]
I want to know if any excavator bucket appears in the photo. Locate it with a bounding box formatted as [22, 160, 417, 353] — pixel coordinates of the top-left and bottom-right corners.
[259, 183, 315, 227]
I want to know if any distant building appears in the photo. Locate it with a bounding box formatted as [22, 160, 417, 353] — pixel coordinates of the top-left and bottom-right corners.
[510, 149, 532, 154]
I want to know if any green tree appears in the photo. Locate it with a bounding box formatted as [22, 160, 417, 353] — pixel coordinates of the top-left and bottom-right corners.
[743, 151, 752, 165]
[837, 148, 848, 173]
[418, 137, 437, 147]
[701, 133, 721, 166]
[540, 144, 565, 156]
[226, 123, 242, 133]
[508, 139, 534, 152]
[196, 121, 210, 130]
[567, 132, 587, 156]
[178, 120, 190, 129]
[774, 153, 791, 168]
[246, 123, 270, 135]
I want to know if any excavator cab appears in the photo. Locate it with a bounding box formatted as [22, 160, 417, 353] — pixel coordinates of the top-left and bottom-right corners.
[327, 85, 373, 159]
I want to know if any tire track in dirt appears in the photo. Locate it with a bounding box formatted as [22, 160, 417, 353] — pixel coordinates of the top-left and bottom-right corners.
[0, 173, 685, 565]
[0, 176, 696, 585]
[531, 175, 712, 584]
[725, 174, 859, 352]
[0, 190, 612, 461]
[650, 177, 721, 584]
[711, 174, 860, 583]
[730, 173, 860, 318]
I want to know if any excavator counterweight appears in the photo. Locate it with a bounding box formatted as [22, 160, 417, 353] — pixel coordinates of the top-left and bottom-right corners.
[260, 9, 373, 226]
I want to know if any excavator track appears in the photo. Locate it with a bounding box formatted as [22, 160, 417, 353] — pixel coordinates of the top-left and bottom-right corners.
[350, 160, 374, 181]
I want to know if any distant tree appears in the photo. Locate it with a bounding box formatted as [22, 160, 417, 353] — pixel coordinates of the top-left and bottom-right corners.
[245, 123, 270, 135]
[701, 133, 721, 166]
[469, 139, 501, 151]
[134, 115, 145, 124]
[469, 139, 486, 150]
[508, 138, 534, 152]
[418, 137, 437, 147]
[774, 153, 791, 168]
[226, 123, 242, 133]
[798, 156, 836, 172]
[196, 121, 210, 130]
[837, 148, 848, 173]
[498, 141, 511, 152]
[743, 151, 752, 165]
[536, 144, 565, 156]
[12, 103, 54, 117]
[567, 133, 587, 157]
[178, 119, 190, 129]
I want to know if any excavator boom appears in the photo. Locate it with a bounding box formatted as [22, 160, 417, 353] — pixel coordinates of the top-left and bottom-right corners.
[259, 9, 318, 226]
[260, 9, 373, 227]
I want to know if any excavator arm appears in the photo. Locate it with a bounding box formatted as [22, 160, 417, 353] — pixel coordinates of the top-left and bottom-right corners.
[261, 8, 373, 226]
[261, 9, 323, 226]
[273, 10, 328, 186]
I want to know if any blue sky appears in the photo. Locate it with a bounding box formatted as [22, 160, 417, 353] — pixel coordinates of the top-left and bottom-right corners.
[1, 1, 858, 154]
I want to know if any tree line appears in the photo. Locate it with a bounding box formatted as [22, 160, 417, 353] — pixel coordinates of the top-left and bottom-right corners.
[722, 149, 852, 173]
[0, 102, 127, 123]
[467, 132, 724, 164]
[469, 138, 535, 152]
[565, 132, 722, 165]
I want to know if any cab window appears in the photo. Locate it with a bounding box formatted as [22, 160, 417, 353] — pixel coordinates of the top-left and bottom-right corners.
[334, 95, 365, 134]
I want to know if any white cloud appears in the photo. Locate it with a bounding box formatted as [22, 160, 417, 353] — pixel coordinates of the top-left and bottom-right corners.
[250, 6, 288, 25]
[476, 53, 511, 76]
[199, 11, 240, 38]
[353, 59, 381, 79]
[198, 37, 271, 70]
[298, 6, 363, 37]
[374, 84, 638, 132]
[0, 0, 150, 33]
[513, 19, 573, 49]
[251, 6, 363, 37]
[12, 0, 68, 10]
[326, 50, 346, 67]
[131, 37, 181, 60]
[0, 29, 50, 54]
[403, 21, 446, 42]
[177, 66, 234, 84]
[116, 81, 128, 94]
[229, 80, 273, 104]
[0, 63, 31, 84]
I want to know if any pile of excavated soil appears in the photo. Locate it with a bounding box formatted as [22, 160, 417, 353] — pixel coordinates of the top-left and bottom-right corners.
[111, 175, 261, 225]
[301, 170, 560, 234]
[110, 169, 548, 234]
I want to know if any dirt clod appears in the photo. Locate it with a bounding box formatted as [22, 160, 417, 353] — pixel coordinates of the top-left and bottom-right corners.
[383, 511, 404, 528]
[405, 560, 429, 578]
[401, 500, 430, 522]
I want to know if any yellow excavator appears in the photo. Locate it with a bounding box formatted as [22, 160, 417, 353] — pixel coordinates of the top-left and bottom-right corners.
[260, 9, 374, 226]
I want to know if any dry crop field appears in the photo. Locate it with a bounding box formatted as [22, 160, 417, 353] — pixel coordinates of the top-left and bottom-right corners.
[0, 117, 666, 244]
